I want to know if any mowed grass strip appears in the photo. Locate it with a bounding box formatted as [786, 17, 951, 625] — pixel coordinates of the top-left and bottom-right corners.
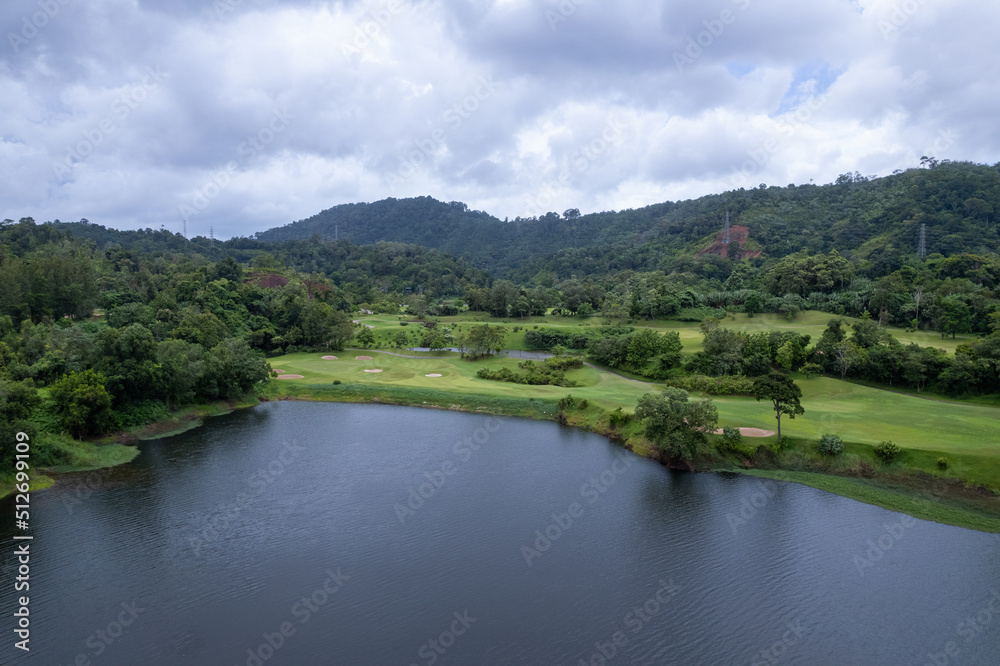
[270, 351, 999, 458]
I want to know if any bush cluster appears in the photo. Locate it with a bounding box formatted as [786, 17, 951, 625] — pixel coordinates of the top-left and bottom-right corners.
[818, 434, 844, 456]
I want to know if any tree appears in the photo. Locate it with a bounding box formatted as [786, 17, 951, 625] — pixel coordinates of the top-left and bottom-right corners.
[355, 327, 375, 348]
[635, 387, 718, 462]
[833, 340, 864, 381]
[776, 341, 796, 371]
[49, 370, 114, 438]
[201, 339, 271, 400]
[302, 301, 354, 349]
[157, 340, 205, 409]
[489, 280, 519, 317]
[989, 311, 1000, 334]
[751, 371, 804, 442]
[96, 323, 160, 404]
[744, 290, 765, 318]
[625, 329, 682, 373]
[940, 297, 972, 339]
[462, 324, 507, 358]
[420, 328, 449, 351]
[851, 316, 884, 349]
[801, 362, 823, 378]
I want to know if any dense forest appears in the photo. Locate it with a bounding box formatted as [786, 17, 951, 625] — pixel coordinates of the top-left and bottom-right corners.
[253, 161, 1000, 280]
[3, 160, 1000, 473]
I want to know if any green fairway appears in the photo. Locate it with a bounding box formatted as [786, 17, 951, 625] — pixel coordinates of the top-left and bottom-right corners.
[270, 350, 656, 414]
[271, 350, 999, 457]
[356, 310, 973, 355]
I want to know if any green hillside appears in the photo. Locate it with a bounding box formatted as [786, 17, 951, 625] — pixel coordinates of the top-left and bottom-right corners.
[252, 161, 1000, 278]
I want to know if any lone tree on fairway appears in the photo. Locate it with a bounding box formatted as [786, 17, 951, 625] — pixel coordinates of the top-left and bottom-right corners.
[355, 327, 375, 348]
[635, 387, 718, 462]
[752, 371, 804, 442]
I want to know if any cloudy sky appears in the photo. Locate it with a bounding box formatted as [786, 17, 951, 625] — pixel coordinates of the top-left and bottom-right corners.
[1, 0, 997, 239]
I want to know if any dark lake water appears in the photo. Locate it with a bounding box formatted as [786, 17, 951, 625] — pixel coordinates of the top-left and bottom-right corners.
[3, 401, 1000, 665]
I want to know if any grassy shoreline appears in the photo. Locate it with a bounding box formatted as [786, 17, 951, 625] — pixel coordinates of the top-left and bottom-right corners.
[8, 364, 999, 534]
[0, 395, 264, 500]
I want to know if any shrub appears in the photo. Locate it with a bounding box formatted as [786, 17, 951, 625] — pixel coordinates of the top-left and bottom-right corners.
[818, 434, 844, 456]
[801, 362, 823, 379]
[721, 427, 743, 448]
[717, 427, 756, 458]
[400, 321, 409, 326]
[578, 399, 588, 410]
[662, 375, 755, 396]
[607, 407, 630, 428]
[557, 394, 577, 411]
[333, 380, 342, 385]
[874, 441, 901, 463]
[937, 457, 948, 470]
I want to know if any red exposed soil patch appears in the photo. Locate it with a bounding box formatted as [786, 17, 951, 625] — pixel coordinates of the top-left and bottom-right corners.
[697, 225, 761, 259]
[248, 273, 329, 299]
[251, 272, 290, 289]
[304, 281, 331, 298]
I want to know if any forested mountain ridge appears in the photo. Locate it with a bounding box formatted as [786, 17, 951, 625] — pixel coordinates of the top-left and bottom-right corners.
[252, 161, 1000, 279]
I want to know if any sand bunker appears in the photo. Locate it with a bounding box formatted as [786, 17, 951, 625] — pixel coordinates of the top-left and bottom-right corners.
[275, 374, 304, 380]
[355, 355, 374, 360]
[425, 374, 443, 378]
[714, 427, 775, 437]
[321, 356, 339, 360]
[363, 369, 383, 373]
[272, 369, 286, 373]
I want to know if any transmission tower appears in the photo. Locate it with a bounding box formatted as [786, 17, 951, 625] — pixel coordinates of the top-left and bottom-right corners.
[723, 211, 731, 244]
[918, 223, 926, 258]
[210, 227, 215, 247]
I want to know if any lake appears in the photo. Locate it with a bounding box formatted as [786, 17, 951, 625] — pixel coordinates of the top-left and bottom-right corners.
[3, 401, 999, 665]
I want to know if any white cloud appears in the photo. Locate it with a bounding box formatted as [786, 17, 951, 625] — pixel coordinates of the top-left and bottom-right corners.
[0, 0, 997, 236]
